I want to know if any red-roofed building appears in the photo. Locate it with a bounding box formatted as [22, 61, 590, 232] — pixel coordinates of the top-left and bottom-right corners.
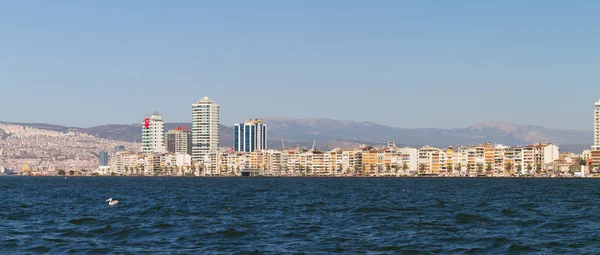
[166, 126, 192, 155]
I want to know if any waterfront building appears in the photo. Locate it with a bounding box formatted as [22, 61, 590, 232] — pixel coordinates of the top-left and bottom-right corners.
[361, 149, 377, 175]
[141, 112, 165, 154]
[591, 151, 600, 171]
[265, 150, 282, 175]
[521, 146, 535, 174]
[166, 126, 192, 155]
[484, 144, 495, 174]
[192, 97, 219, 162]
[95, 166, 111, 176]
[493, 144, 509, 175]
[312, 150, 326, 175]
[110, 151, 140, 175]
[176, 154, 192, 167]
[233, 119, 267, 152]
[582, 150, 592, 160]
[503, 147, 516, 175]
[161, 154, 192, 174]
[99, 151, 109, 166]
[433, 148, 447, 175]
[226, 152, 247, 175]
[144, 153, 162, 175]
[398, 147, 418, 173]
[203, 149, 227, 176]
[595, 99, 600, 150]
[418, 146, 441, 174]
[542, 144, 560, 164]
[453, 147, 469, 174]
[513, 147, 524, 175]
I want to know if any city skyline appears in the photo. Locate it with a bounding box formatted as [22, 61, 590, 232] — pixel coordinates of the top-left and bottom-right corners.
[1, 1, 599, 129]
[4, 3, 600, 253]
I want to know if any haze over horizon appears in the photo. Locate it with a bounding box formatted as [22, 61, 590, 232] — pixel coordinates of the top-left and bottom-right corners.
[1, 1, 599, 129]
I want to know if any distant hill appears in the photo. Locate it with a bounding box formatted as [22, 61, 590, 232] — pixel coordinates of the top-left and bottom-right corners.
[0, 121, 234, 149]
[1, 118, 593, 153]
[79, 123, 235, 149]
[260, 118, 592, 152]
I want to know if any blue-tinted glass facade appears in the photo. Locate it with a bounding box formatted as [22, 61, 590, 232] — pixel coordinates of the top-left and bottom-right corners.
[99, 151, 109, 166]
[234, 125, 240, 151]
[244, 125, 252, 152]
[262, 128, 266, 150]
[233, 121, 267, 152]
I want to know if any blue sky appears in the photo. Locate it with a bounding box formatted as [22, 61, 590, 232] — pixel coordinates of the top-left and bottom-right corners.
[1, 1, 599, 129]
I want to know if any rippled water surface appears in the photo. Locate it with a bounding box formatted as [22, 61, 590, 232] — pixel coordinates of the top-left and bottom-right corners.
[2, 177, 600, 254]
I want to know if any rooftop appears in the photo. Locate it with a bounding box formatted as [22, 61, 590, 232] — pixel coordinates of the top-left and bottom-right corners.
[196, 96, 216, 104]
[171, 126, 190, 132]
[244, 118, 264, 124]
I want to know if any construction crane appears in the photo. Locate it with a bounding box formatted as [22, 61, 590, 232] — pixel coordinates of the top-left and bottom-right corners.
[312, 140, 316, 151]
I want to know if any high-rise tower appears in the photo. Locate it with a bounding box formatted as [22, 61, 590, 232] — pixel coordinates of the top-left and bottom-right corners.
[233, 119, 267, 152]
[192, 97, 219, 162]
[594, 99, 600, 150]
[166, 126, 192, 155]
[141, 111, 165, 153]
[99, 151, 109, 166]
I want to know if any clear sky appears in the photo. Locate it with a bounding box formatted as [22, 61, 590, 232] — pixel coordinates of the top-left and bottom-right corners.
[1, 1, 599, 129]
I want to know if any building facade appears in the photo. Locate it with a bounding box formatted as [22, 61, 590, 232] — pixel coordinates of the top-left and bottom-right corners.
[99, 151, 109, 166]
[166, 126, 192, 155]
[192, 97, 220, 162]
[542, 144, 560, 164]
[141, 112, 165, 154]
[594, 99, 600, 150]
[113, 145, 125, 153]
[90, 141, 574, 177]
[233, 119, 267, 152]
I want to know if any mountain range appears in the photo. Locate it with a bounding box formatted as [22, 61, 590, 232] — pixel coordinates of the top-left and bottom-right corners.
[0, 118, 593, 153]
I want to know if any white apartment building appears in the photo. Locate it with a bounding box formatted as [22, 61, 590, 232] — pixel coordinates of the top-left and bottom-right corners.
[398, 147, 418, 171]
[418, 146, 440, 174]
[110, 151, 140, 175]
[594, 99, 600, 150]
[203, 149, 226, 176]
[582, 150, 592, 160]
[543, 144, 560, 164]
[141, 112, 165, 153]
[162, 154, 192, 168]
[192, 97, 220, 162]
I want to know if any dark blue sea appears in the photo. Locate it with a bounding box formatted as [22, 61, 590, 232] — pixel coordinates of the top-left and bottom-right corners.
[2, 177, 600, 254]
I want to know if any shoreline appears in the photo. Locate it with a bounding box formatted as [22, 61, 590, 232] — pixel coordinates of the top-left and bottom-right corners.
[1, 175, 595, 179]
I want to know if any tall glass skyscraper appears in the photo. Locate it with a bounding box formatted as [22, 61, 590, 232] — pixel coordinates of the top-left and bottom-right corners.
[234, 119, 267, 152]
[99, 151, 109, 166]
